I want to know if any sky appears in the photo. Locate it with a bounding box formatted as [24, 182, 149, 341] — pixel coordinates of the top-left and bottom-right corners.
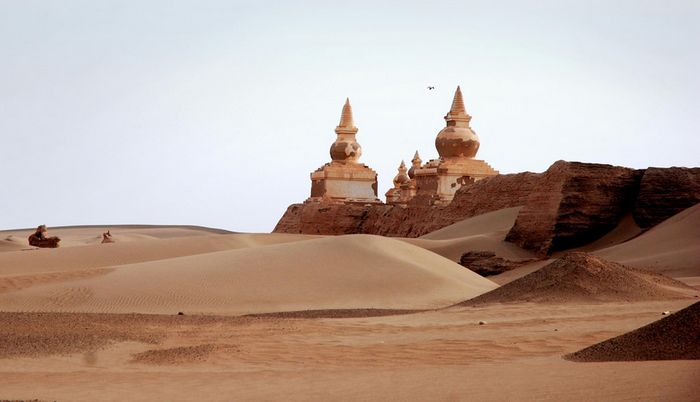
[1, 0, 698, 232]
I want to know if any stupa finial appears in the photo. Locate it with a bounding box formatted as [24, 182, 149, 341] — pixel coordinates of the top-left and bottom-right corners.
[444, 86, 471, 125]
[337, 98, 356, 131]
[412, 151, 421, 165]
[408, 151, 422, 179]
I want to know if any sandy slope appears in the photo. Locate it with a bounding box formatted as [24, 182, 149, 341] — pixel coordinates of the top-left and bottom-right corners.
[0, 235, 27, 252]
[0, 233, 318, 277]
[576, 212, 643, 252]
[595, 203, 700, 277]
[414, 202, 699, 282]
[404, 207, 534, 262]
[420, 207, 522, 240]
[490, 204, 700, 285]
[0, 235, 497, 314]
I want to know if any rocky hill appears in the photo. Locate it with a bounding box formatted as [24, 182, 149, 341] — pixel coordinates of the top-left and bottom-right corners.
[274, 161, 700, 255]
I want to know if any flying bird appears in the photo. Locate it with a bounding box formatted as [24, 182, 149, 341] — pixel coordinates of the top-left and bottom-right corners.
[427, 86, 435, 90]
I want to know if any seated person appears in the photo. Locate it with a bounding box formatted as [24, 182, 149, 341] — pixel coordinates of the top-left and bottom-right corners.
[101, 230, 114, 244]
[28, 225, 61, 248]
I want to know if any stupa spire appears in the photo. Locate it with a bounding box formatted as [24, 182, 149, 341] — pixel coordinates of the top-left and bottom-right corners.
[330, 97, 361, 162]
[408, 150, 422, 179]
[412, 151, 422, 165]
[444, 86, 471, 126]
[337, 98, 357, 132]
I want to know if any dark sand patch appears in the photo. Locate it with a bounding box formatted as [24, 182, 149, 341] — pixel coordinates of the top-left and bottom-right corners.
[566, 301, 700, 362]
[244, 308, 425, 319]
[0, 309, 414, 359]
[132, 344, 239, 365]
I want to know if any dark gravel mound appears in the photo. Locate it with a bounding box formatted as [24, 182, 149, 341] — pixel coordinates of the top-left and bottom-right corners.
[459, 252, 697, 305]
[565, 301, 700, 361]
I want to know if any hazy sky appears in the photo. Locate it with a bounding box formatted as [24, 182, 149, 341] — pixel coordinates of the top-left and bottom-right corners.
[1, 0, 698, 232]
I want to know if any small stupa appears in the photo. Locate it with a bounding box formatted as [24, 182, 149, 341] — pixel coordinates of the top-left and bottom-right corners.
[411, 86, 498, 205]
[385, 160, 411, 205]
[307, 98, 381, 204]
[408, 150, 422, 180]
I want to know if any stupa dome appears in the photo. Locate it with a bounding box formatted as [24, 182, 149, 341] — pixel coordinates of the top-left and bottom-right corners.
[435, 86, 480, 158]
[330, 98, 362, 163]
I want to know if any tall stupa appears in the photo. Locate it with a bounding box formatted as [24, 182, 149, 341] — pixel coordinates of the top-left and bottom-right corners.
[412, 86, 498, 205]
[307, 99, 381, 204]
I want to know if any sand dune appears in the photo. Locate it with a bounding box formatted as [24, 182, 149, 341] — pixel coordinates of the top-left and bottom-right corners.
[404, 207, 534, 262]
[461, 252, 697, 305]
[0, 225, 234, 250]
[419, 207, 522, 240]
[566, 301, 700, 361]
[403, 235, 534, 263]
[576, 212, 643, 252]
[489, 204, 700, 285]
[0, 232, 318, 277]
[0, 207, 540, 278]
[0, 234, 497, 315]
[0, 235, 28, 252]
[595, 203, 700, 277]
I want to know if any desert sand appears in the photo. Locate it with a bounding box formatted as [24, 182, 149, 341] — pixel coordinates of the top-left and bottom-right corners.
[595, 203, 700, 277]
[0, 234, 497, 314]
[405, 206, 536, 262]
[0, 205, 699, 401]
